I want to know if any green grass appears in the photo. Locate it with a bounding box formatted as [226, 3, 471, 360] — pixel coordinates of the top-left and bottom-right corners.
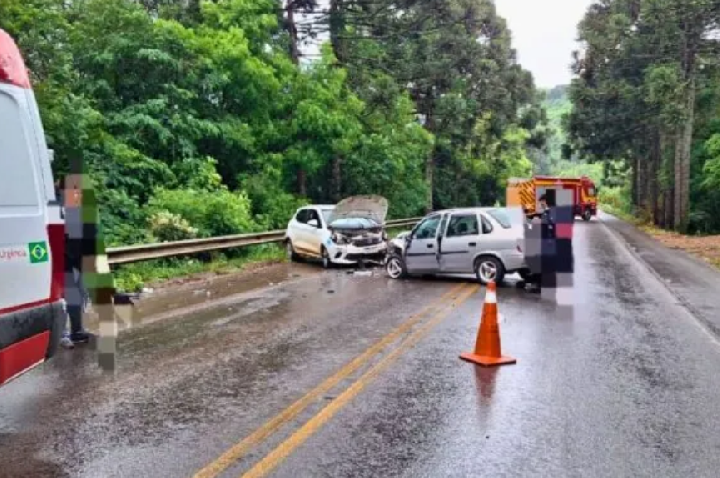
[112, 243, 287, 293]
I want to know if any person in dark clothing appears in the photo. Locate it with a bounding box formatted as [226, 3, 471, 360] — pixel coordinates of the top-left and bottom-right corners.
[57, 176, 92, 344]
[526, 194, 556, 293]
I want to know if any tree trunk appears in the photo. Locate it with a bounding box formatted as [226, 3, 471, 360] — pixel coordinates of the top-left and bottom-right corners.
[673, 130, 683, 230]
[678, 75, 695, 233]
[331, 156, 342, 203]
[425, 150, 434, 213]
[650, 133, 660, 226]
[637, 152, 647, 216]
[424, 110, 436, 213]
[297, 169, 307, 197]
[675, 26, 698, 233]
[286, 0, 301, 65]
[632, 156, 639, 211]
[286, 1, 305, 191]
[329, 0, 347, 63]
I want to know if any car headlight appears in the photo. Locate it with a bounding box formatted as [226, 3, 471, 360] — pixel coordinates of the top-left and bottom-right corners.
[332, 233, 348, 245]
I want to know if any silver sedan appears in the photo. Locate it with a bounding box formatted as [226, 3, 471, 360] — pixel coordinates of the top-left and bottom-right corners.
[385, 207, 529, 285]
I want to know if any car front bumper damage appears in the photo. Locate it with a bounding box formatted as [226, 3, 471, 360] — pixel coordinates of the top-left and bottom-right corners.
[328, 242, 388, 265]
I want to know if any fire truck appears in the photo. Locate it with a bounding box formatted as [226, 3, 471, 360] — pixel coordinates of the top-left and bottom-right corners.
[506, 175, 598, 221]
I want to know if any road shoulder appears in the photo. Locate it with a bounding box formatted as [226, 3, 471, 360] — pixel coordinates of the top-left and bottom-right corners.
[600, 211, 720, 338]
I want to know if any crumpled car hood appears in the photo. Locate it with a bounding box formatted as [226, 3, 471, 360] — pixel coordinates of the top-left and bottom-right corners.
[328, 195, 388, 226]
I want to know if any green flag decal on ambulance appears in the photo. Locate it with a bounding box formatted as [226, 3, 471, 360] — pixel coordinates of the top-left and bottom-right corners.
[28, 241, 49, 264]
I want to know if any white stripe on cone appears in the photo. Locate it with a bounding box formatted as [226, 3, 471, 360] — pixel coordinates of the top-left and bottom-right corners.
[485, 291, 497, 304]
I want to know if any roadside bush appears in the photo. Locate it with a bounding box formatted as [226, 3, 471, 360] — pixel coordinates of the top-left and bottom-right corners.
[599, 185, 632, 214]
[148, 210, 199, 242]
[147, 188, 259, 237]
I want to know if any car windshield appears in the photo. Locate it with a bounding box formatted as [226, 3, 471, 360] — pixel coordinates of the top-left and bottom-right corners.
[486, 209, 512, 229]
[320, 209, 334, 224]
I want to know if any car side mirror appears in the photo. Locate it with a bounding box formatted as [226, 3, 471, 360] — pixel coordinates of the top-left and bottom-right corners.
[307, 219, 319, 228]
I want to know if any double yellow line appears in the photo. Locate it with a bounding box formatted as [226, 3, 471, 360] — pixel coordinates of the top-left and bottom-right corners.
[193, 282, 478, 478]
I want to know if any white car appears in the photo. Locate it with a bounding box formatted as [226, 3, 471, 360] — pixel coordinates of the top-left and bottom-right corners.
[284, 196, 389, 268]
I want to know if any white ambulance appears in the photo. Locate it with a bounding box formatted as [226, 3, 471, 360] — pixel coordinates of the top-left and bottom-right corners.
[0, 28, 65, 386]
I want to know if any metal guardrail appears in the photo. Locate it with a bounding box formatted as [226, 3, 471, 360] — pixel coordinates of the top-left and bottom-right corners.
[106, 217, 423, 265]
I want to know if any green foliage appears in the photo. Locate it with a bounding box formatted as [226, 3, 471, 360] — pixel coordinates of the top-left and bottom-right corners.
[113, 244, 287, 292]
[551, 159, 605, 185]
[148, 211, 199, 242]
[565, 0, 720, 234]
[1, 0, 547, 270]
[599, 185, 633, 215]
[148, 188, 258, 237]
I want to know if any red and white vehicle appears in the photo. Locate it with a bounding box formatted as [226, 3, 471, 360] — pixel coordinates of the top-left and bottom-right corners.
[0, 29, 65, 387]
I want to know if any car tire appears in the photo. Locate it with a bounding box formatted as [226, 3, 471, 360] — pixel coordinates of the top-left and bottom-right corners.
[286, 240, 300, 262]
[582, 210, 592, 222]
[386, 253, 407, 279]
[474, 255, 505, 286]
[321, 246, 333, 269]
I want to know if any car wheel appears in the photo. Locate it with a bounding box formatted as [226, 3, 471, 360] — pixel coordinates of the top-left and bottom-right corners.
[582, 210, 592, 222]
[321, 247, 333, 269]
[386, 254, 407, 279]
[286, 240, 300, 262]
[475, 255, 505, 285]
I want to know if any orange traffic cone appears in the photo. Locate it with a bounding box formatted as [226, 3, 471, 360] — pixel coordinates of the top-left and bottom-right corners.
[460, 281, 516, 367]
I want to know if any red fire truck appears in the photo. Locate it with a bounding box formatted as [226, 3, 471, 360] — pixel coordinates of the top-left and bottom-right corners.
[506, 175, 598, 221]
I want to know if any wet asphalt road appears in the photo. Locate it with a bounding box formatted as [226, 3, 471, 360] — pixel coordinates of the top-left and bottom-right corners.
[2, 219, 720, 478]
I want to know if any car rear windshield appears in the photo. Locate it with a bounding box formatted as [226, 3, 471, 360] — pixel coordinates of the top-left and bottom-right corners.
[486, 209, 512, 229]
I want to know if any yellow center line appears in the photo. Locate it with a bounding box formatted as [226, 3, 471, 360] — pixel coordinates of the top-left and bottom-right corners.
[240, 284, 480, 478]
[193, 282, 470, 478]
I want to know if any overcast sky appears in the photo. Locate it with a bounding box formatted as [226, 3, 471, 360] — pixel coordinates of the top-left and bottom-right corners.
[495, 0, 594, 89]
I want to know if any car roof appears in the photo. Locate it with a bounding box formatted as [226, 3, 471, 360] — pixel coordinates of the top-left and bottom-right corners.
[427, 207, 507, 215]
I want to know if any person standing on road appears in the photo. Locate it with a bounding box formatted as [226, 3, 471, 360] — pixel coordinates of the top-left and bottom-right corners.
[538, 194, 558, 297]
[525, 194, 557, 294]
[60, 174, 93, 345]
[525, 194, 555, 293]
